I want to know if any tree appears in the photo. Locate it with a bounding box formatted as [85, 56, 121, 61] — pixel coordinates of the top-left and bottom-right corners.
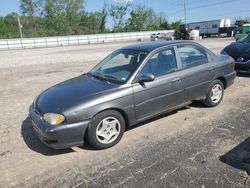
[64, 0, 84, 34]
[0, 13, 20, 39]
[20, 0, 37, 37]
[158, 13, 170, 30]
[43, 0, 84, 36]
[110, 2, 131, 31]
[0, 1, 177, 38]
[125, 5, 168, 31]
[170, 20, 183, 30]
[100, 4, 108, 33]
[0, 17, 9, 39]
[20, 0, 35, 16]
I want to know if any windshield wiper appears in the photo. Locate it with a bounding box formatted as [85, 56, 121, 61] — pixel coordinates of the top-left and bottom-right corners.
[87, 72, 111, 84]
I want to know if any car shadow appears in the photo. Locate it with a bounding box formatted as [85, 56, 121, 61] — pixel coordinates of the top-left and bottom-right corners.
[188, 100, 209, 108]
[126, 106, 189, 131]
[78, 143, 98, 151]
[220, 137, 250, 175]
[21, 116, 75, 155]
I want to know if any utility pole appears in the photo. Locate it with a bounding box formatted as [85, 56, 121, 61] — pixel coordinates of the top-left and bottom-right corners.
[17, 16, 23, 39]
[184, 0, 187, 25]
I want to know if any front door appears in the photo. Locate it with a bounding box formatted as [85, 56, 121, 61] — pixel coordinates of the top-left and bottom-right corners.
[132, 47, 184, 121]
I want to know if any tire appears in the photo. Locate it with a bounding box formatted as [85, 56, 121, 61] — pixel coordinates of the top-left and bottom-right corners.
[87, 110, 125, 149]
[202, 79, 224, 107]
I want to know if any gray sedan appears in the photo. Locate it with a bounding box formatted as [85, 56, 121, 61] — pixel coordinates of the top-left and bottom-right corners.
[29, 41, 236, 149]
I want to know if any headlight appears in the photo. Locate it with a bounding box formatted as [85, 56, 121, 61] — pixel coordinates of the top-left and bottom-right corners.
[43, 113, 65, 125]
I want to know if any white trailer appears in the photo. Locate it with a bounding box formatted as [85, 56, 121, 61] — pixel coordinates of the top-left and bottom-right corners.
[186, 19, 231, 37]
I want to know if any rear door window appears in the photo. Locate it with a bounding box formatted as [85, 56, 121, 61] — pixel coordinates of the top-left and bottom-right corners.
[177, 45, 208, 69]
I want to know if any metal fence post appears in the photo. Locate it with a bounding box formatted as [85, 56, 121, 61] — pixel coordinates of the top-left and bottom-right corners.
[20, 38, 23, 49]
[33, 38, 36, 48]
[87, 35, 90, 44]
[6, 39, 9, 50]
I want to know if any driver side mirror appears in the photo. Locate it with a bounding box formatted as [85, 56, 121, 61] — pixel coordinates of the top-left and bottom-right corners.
[139, 73, 155, 83]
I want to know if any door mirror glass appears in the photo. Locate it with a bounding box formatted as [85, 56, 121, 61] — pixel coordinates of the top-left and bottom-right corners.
[139, 73, 155, 82]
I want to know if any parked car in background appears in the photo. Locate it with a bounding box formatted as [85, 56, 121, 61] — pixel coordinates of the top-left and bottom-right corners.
[150, 32, 174, 41]
[150, 33, 161, 41]
[29, 41, 236, 150]
[221, 33, 250, 73]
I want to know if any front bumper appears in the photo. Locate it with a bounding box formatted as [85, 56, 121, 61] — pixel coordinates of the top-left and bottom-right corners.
[235, 61, 250, 73]
[29, 105, 90, 149]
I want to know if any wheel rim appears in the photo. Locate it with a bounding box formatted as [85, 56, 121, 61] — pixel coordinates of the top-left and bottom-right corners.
[210, 84, 223, 103]
[96, 117, 121, 144]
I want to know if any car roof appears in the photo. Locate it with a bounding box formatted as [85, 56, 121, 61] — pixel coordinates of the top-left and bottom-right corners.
[122, 40, 197, 52]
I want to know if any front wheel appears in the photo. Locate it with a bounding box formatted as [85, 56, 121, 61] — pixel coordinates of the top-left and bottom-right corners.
[202, 79, 224, 107]
[87, 110, 125, 149]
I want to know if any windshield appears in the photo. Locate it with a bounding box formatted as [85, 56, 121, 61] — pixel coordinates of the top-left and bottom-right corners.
[89, 49, 148, 84]
[238, 34, 250, 43]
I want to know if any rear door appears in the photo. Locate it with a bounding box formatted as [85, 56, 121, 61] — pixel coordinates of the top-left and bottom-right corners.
[176, 44, 215, 101]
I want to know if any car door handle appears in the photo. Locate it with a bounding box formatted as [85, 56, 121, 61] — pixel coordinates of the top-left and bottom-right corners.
[172, 78, 181, 83]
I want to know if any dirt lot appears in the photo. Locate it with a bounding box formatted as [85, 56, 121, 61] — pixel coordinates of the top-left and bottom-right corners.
[0, 38, 249, 188]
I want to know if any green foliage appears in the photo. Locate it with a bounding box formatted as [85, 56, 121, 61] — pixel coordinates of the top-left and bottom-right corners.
[126, 5, 154, 31]
[80, 12, 104, 34]
[170, 20, 183, 30]
[20, 0, 35, 16]
[125, 5, 171, 31]
[109, 2, 131, 32]
[0, 1, 185, 39]
[43, 0, 84, 36]
[0, 13, 20, 39]
[100, 4, 108, 33]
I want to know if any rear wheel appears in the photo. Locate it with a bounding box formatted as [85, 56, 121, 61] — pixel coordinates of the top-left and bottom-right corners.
[202, 79, 224, 107]
[87, 110, 125, 149]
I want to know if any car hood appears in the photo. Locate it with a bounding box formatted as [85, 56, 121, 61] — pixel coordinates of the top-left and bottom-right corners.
[35, 74, 119, 113]
[224, 42, 250, 58]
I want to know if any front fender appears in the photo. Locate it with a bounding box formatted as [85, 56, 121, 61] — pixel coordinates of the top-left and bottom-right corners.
[63, 86, 136, 125]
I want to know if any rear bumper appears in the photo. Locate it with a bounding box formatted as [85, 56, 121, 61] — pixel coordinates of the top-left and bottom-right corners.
[29, 105, 90, 149]
[224, 71, 236, 88]
[235, 61, 250, 73]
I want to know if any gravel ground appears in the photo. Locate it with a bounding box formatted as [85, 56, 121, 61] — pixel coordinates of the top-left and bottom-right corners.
[0, 38, 249, 188]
